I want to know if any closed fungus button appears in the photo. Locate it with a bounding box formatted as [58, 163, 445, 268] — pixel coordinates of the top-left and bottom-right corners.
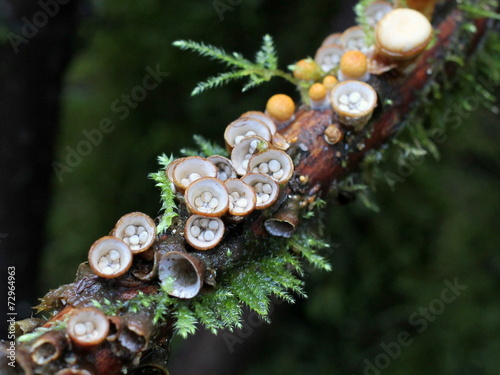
[265, 94, 295, 124]
[375, 8, 433, 61]
[308, 83, 330, 110]
[339, 50, 369, 82]
[323, 75, 338, 91]
[292, 58, 322, 81]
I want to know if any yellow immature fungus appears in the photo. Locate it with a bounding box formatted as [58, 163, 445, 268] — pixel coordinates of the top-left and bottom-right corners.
[309, 83, 327, 101]
[266, 94, 295, 122]
[322, 75, 339, 91]
[308, 83, 330, 110]
[292, 59, 322, 81]
[339, 50, 368, 81]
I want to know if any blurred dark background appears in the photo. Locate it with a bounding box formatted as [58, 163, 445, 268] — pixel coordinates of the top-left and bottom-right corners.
[1, 0, 499, 374]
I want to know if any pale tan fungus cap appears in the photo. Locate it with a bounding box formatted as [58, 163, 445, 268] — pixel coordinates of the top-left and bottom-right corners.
[375, 8, 433, 60]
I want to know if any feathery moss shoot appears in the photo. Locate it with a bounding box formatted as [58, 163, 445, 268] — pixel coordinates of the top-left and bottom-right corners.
[173, 35, 299, 95]
[149, 154, 178, 234]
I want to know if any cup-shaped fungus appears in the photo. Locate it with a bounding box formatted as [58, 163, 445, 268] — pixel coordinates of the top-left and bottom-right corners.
[230, 135, 268, 176]
[172, 156, 218, 191]
[341, 26, 372, 54]
[264, 195, 302, 238]
[321, 32, 342, 46]
[224, 178, 257, 216]
[239, 110, 277, 134]
[339, 50, 370, 82]
[271, 132, 290, 151]
[185, 177, 229, 217]
[309, 83, 330, 110]
[224, 117, 272, 151]
[165, 157, 184, 193]
[375, 8, 433, 61]
[292, 58, 322, 81]
[324, 123, 344, 145]
[88, 236, 133, 278]
[314, 44, 344, 73]
[323, 75, 339, 91]
[330, 80, 378, 131]
[30, 331, 68, 365]
[248, 149, 294, 184]
[241, 173, 280, 209]
[113, 212, 156, 253]
[184, 215, 225, 250]
[67, 308, 109, 348]
[159, 251, 206, 299]
[207, 155, 237, 181]
[265, 94, 295, 126]
[365, 1, 393, 27]
[166, 157, 184, 183]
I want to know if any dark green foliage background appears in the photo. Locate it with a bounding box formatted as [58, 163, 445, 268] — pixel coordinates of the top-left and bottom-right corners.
[41, 1, 499, 374]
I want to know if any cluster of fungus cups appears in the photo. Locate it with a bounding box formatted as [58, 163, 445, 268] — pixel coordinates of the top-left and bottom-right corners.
[162, 104, 296, 251]
[305, 3, 434, 133]
[88, 212, 156, 278]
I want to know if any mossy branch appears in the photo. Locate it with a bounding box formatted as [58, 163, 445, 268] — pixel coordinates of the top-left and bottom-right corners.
[3, 2, 500, 375]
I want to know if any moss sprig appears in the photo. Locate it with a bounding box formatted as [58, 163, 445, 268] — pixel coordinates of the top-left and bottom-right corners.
[173, 35, 299, 95]
[148, 154, 178, 234]
[354, 0, 377, 46]
[180, 134, 228, 157]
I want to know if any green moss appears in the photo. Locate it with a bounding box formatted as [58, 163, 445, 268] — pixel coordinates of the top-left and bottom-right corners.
[148, 154, 178, 234]
[173, 34, 299, 95]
